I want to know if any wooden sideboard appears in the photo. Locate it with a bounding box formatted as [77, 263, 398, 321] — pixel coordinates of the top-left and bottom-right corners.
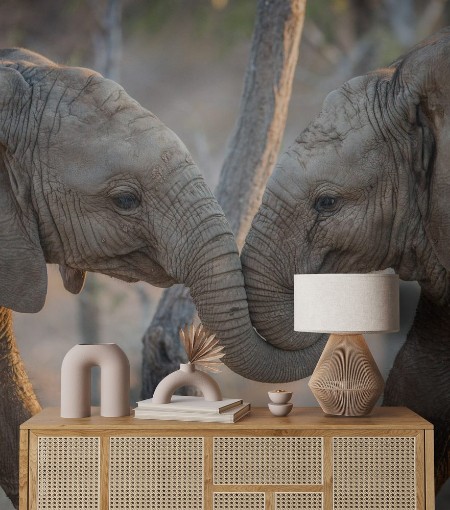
[20, 406, 434, 510]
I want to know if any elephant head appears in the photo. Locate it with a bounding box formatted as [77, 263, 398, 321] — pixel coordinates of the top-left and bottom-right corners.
[0, 49, 238, 322]
[0, 48, 194, 310]
[241, 29, 450, 379]
[0, 48, 320, 383]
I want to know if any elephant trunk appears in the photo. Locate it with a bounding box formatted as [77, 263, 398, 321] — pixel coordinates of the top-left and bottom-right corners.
[241, 238, 299, 349]
[163, 168, 326, 382]
[240, 175, 327, 377]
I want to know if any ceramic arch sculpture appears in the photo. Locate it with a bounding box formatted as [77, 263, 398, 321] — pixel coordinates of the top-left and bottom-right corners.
[61, 343, 130, 418]
[152, 363, 222, 404]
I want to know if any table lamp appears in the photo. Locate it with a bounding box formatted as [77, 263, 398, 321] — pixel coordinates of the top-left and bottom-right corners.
[294, 273, 399, 417]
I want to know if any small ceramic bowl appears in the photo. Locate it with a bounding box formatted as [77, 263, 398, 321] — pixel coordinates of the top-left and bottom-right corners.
[268, 389, 293, 404]
[268, 402, 293, 417]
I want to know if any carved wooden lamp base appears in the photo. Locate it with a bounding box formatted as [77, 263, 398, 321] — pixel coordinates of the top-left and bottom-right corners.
[308, 334, 384, 417]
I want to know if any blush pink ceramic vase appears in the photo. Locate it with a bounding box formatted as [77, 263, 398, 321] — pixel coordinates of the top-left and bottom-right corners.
[61, 343, 130, 418]
[152, 363, 223, 404]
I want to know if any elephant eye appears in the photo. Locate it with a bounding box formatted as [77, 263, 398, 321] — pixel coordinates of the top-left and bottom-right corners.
[112, 192, 140, 211]
[315, 195, 339, 214]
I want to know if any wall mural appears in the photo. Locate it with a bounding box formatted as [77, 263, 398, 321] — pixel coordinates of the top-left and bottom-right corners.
[0, 26, 449, 506]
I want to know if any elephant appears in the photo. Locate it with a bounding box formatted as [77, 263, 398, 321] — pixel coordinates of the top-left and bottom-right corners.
[0, 47, 306, 506]
[240, 28, 450, 491]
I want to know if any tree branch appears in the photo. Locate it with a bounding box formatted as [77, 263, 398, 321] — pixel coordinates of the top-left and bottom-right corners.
[217, 0, 305, 247]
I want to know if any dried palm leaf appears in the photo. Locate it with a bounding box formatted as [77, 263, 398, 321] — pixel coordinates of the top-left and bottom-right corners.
[179, 323, 225, 372]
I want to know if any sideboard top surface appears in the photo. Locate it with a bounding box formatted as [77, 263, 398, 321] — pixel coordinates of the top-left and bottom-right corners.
[21, 406, 433, 430]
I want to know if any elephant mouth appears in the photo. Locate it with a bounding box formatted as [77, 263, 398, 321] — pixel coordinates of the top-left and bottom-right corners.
[62, 249, 176, 288]
[98, 267, 175, 287]
[100, 271, 140, 283]
[97, 250, 177, 288]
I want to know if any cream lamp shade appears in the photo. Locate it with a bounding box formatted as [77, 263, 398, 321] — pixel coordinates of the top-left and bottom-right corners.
[294, 273, 400, 334]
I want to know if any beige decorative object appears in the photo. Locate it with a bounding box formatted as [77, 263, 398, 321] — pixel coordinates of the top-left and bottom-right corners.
[268, 402, 293, 417]
[179, 323, 225, 372]
[268, 389, 293, 416]
[294, 273, 399, 417]
[61, 343, 130, 418]
[152, 323, 224, 405]
[152, 363, 223, 404]
[268, 389, 292, 404]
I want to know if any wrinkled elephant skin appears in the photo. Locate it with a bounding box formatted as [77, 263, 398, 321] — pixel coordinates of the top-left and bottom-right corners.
[241, 29, 450, 490]
[0, 46, 328, 507]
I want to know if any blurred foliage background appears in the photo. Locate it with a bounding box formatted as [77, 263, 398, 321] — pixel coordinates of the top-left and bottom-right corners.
[2, 0, 448, 67]
[1, 0, 450, 507]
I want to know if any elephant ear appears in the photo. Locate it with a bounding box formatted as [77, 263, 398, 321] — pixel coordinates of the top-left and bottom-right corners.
[394, 28, 450, 270]
[0, 66, 47, 312]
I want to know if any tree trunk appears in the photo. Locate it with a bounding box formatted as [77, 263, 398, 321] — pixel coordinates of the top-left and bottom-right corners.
[89, 0, 122, 82]
[141, 286, 196, 398]
[384, 0, 416, 48]
[0, 308, 41, 509]
[142, 0, 306, 398]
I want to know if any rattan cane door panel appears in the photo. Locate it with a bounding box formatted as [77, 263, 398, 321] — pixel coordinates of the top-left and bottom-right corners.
[36, 436, 100, 510]
[275, 492, 323, 510]
[213, 492, 265, 510]
[333, 436, 417, 510]
[109, 436, 203, 510]
[213, 437, 323, 485]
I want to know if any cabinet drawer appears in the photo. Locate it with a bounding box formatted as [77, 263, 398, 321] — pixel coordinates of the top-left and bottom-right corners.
[275, 492, 323, 510]
[213, 492, 265, 510]
[212, 492, 324, 510]
[213, 436, 323, 485]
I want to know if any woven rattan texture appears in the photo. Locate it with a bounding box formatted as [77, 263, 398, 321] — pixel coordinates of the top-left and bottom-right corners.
[275, 492, 323, 509]
[333, 436, 416, 510]
[37, 436, 100, 510]
[213, 492, 265, 509]
[213, 437, 323, 485]
[109, 436, 203, 510]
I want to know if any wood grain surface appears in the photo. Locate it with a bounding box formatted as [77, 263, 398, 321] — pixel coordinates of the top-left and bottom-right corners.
[21, 406, 432, 430]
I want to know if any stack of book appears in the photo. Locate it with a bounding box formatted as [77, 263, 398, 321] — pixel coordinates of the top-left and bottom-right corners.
[133, 395, 250, 423]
